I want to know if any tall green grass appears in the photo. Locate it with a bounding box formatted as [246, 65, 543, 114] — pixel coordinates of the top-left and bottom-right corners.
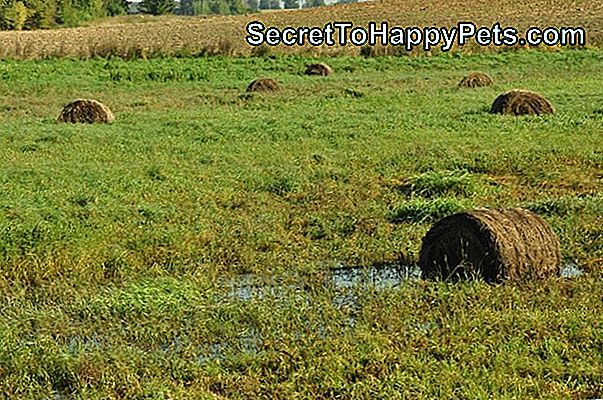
[0, 49, 601, 398]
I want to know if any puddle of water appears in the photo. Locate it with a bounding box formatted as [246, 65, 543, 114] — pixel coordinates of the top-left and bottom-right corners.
[328, 262, 421, 309]
[198, 261, 585, 364]
[225, 262, 584, 304]
[194, 263, 425, 365]
[227, 273, 307, 303]
[197, 342, 226, 364]
[66, 334, 103, 354]
[195, 330, 262, 365]
[225, 263, 421, 303]
[58, 262, 586, 366]
[560, 263, 584, 278]
[330, 262, 421, 290]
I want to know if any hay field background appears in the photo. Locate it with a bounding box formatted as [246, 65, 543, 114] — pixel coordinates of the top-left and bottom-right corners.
[0, 0, 602, 58]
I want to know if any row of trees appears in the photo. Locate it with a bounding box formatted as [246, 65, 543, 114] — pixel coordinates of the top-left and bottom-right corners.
[142, 0, 359, 15]
[0, 0, 129, 30]
[0, 0, 357, 29]
[176, 0, 356, 14]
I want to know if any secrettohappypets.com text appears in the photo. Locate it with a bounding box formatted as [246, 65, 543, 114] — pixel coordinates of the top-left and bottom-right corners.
[245, 21, 587, 51]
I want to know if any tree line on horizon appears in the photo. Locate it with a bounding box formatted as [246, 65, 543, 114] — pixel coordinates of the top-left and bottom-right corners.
[178, 0, 358, 14]
[0, 0, 130, 30]
[0, 0, 359, 30]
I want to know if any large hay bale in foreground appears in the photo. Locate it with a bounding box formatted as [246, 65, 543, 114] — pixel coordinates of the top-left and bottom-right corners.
[491, 89, 555, 115]
[246, 78, 280, 93]
[458, 72, 493, 88]
[58, 99, 114, 124]
[419, 208, 561, 283]
[305, 63, 332, 76]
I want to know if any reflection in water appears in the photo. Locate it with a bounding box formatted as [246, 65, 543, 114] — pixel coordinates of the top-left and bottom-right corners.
[560, 263, 584, 278]
[205, 261, 586, 364]
[328, 263, 421, 309]
[227, 262, 584, 303]
[226, 263, 421, 303]
[227, 272, 307, 302]
[330, 262, 422, 290]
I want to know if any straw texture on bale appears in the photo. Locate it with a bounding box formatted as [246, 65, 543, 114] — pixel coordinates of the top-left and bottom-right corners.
[58, 99, 114, 124]
[458, 72, 493, 88]
[491, 89, 555, 115]
[305, 63, 332, 76]
[246, 78, 280, 92]
[419, 208, 561, 283]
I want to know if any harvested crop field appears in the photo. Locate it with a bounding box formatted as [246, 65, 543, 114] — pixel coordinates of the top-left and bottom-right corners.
[0, 0, 602, 59]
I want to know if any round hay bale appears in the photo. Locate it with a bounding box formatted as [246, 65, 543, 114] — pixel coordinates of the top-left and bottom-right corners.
[58, 99, 114, 124]
[491, 89, 555, 116]
[305, 63, 332, 76]
[419, 208, 561, 283]
[458, 72, 493, 88]
[246, 78, 280, 93]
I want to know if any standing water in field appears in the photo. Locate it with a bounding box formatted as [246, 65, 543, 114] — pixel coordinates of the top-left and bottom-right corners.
[225, 262, 584, 303]
[560, 262, 584, 278]
[225, 262, 422, 306]
[328, 263, 422, 308]
[192, 261, 584, 364]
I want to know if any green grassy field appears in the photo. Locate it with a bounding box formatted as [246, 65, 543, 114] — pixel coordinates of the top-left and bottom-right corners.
[0, 49, 601, 398]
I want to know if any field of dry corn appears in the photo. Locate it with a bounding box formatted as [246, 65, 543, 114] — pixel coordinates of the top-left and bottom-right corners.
[0, 0, 602, 59]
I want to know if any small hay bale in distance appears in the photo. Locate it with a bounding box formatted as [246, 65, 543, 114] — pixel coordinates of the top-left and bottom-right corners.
[491, 89, 555, 116]
[305, 62, 332, 76]
[246, 78, 280, 93]
[458, 72, 494, 88]
[58, 99, 115, 124]
[419, 208, 561, 283]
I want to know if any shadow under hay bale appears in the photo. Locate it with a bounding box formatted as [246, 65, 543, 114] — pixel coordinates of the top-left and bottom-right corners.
[360, 45, 404, 57]
[491, 89, 555, 116]
[458, 72, 494, 88]
[246, 78, 280, 93]
[58, 99, 114, 124]
[305, 63, 332, 76]
[419, 208, 561, 283]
